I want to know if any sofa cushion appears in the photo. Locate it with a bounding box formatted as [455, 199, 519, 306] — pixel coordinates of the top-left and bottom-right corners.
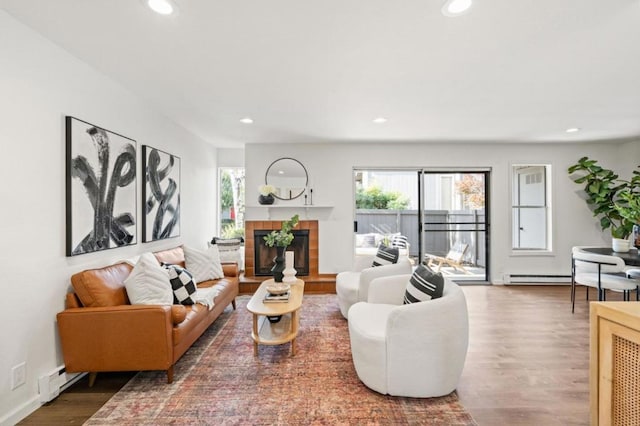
[356, 233, 378, 248]
[184, 245, 224, 282]
[404, 264, 444, 304]
[70, 262, 133, 307]
[124, 252, 173, 305]
[154, 246, 186, 268]
[163, 264, 198, 305]
[372, 245, 399, 267]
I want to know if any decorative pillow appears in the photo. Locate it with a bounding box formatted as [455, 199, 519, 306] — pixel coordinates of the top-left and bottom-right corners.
[124, 252, 173, 305]
[210, 237, 243, 263]
[391, 234, 409, 249]
[163, 263, 198, 305]
[183, 245, 224, 282]
[404, 264, 444, 304]
[372, 244, 400, 267]
[357, 233, 377, 248]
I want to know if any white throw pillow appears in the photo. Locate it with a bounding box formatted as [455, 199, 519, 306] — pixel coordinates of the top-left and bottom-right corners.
[124, 252, 173, 305]
[184, 245, 224, 282]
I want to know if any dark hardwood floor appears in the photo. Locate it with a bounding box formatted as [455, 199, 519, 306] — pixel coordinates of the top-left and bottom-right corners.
[20, 285, 604, 425]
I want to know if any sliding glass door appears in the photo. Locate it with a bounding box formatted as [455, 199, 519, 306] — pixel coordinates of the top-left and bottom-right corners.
[353, 170, 420, 264]
[353, 168, 490, 282]
[421, 171, 489, 282]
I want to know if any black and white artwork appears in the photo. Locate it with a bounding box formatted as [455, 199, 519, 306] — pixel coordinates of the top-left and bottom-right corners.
[66, 117, 137, 256]
[142, 145, 180, 242]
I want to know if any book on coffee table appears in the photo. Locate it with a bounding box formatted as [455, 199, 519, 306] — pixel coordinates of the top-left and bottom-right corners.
[264, 291, 291, 303]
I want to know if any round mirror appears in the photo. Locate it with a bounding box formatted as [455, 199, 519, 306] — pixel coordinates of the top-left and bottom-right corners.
[265, 157, 308, 200]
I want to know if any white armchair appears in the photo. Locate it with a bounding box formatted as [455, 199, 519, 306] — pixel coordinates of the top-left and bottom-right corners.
[348, 274, 469, 398]
[335, 255, 412, 319]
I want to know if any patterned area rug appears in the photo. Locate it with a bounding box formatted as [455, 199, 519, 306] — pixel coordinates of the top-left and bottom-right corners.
[87, 295, 476, 425]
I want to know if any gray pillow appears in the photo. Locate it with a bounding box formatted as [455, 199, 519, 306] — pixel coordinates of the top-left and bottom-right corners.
[404, 264, 444, 303]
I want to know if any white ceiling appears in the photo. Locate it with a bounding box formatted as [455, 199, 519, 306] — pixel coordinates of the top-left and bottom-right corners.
[2, 0, 640, 146]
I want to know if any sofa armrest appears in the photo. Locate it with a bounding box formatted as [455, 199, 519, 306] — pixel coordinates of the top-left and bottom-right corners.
[56, 305, 174, 373]
[222, 262, 239, 277]
[368, 274, 412, 305]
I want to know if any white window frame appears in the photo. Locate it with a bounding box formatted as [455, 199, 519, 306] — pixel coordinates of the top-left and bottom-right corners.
[510, 164, 552, 254]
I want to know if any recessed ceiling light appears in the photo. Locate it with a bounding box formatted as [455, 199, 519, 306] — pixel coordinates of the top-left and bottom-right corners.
[566, 127, 581, 133]
[373, 117, 388, 124]
[145, 0, 176, 15]
[239, 117, 254, 124]
[441, 0, 473, 17]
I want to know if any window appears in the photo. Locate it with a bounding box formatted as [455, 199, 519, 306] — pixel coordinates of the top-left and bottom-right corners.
[512, 165, 550, 250]
[218, 168, 245, 238]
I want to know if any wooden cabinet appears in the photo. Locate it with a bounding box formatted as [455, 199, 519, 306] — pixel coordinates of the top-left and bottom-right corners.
[590, 302, 640, 425]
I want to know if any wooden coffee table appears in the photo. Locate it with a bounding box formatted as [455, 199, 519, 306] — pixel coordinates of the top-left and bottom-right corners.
[246, 278, 305, 356]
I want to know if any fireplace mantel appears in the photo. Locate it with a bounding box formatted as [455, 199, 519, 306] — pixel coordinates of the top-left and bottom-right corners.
[245, 205, 333, 220]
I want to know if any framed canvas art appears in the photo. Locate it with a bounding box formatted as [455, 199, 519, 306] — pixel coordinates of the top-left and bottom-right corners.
[65, 116, 137, 256]
[142, 145, 181, 242]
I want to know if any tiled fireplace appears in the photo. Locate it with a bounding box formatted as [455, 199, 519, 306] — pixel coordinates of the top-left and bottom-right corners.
[244, 220, 319, 278]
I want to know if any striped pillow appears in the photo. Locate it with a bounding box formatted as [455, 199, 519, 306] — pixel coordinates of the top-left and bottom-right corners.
[391, 234, 409, 249]
[404, 264, 444, 304]
[372, 244, 399, 267]
[210, 237, 243, 263]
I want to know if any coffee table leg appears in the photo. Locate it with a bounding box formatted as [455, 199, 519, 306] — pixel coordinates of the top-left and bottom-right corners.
[291, 310, 299, 356]
[252, 314, 258, 356]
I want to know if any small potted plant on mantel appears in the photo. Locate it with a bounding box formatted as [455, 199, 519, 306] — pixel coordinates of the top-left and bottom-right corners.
[263, 214, 299, 282]
[568, 157, 640, 252]
[258, 184, 276, 205]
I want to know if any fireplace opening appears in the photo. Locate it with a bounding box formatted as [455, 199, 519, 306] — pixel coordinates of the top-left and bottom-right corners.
[254, 230, 310, 276]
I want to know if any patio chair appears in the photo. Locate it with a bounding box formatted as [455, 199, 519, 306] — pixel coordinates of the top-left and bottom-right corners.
[425, 243, 470, 274]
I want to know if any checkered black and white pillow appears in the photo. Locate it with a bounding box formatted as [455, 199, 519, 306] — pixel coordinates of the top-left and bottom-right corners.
[372, 244, 400, 267]
[162, 264, 198, 305]
[404, 264, 444, 304]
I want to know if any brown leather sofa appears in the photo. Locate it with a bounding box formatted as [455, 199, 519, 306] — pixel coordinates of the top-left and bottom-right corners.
[56, 246, 239, 384]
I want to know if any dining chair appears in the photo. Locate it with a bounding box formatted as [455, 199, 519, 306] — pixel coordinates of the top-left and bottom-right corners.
[571, 246, 640, 313]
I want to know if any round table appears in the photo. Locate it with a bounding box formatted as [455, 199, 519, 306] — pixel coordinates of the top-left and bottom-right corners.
[582, 247, 640, 267]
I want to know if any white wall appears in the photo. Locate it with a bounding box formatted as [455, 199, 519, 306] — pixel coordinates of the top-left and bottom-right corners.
[217, 148, 245, 168]
[0, 11, 217, 424]
[245, 141, 636, 279]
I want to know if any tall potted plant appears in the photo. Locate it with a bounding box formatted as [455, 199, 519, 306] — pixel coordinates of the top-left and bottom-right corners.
[568, 157, 640, 252]
[614, 182, 640, 249]
[263, 214, 299, 282]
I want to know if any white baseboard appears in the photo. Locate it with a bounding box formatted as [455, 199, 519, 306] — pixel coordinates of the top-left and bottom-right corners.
[504, 274, 571, 284]
[0, 371, 86, 425]
[0, 395, 41, 426]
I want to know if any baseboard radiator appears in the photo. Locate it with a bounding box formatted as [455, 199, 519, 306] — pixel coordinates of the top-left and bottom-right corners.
[504, 274, 571, 284]
[38, 366, 85, 402]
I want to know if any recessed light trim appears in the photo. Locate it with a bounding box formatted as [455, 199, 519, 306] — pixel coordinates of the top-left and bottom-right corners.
[566, 127, 581, 133]
[145, 0, 176, 15]
[239, 117, 254, 124]
[441, 0, 473, 17]
[373, 117, 388, 124]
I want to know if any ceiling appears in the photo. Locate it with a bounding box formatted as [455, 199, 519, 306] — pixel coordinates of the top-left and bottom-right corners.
[2, 0, 640, 147]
